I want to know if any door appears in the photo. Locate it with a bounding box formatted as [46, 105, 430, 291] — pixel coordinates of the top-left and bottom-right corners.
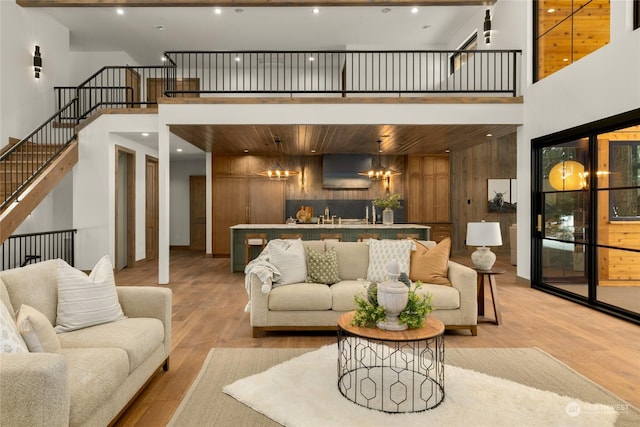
[125, 68, 141, 108]
[147, 78, 200, 102]
[115, 146, 136, 271]
[145, 156, 159, 261]
[190, 175, 207, 251]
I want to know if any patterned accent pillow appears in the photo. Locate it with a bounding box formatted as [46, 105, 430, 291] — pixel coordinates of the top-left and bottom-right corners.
[366, 239, 413, 282]
[410, 238, 452, 286]
[269, 239, 307, 286]
[16, 304, 61, 353]
[0, 299, 28, 353]
[306, 247, 341, 285]
[55, 256, 126, 333]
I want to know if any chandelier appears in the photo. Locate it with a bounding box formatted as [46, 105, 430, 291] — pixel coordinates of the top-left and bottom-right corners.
[257, 137, 299, 181]
[358, 139, 401, 180]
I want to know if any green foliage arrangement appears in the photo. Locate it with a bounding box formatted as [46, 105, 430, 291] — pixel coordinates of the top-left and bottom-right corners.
[351, 281, 433, 329]
[373, 193, 402, 209]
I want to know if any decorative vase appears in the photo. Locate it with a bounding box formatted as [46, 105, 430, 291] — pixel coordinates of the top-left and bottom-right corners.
[376, 260, 409, 331]
[382, 208, 394, 225]
[471, 246, 497, 270]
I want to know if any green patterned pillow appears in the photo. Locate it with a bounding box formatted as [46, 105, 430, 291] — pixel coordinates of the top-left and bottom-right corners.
[306, 247, 341, 285]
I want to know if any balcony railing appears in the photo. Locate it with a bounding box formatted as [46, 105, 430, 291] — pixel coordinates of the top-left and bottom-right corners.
[164, 49, 522, 97]
[54, 65, 171, 119]
[1, 229, 76, 270]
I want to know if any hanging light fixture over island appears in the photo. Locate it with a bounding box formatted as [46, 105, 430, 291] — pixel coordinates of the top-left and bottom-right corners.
[257, 136, 299, 180]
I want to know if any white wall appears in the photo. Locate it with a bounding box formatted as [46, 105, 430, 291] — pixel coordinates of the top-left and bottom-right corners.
[517, 0, 640, 280]
[170, 156, 206, 246]
[0, 2, 71, 147]
[74, 114, 158, 270]
[69, 51, 139, 86]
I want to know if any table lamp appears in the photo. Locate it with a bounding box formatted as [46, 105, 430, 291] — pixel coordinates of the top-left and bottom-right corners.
[466, 221, 502, 270]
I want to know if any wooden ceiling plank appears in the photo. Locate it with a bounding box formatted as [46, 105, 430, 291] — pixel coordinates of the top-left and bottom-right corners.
[17, 0, 495, 7]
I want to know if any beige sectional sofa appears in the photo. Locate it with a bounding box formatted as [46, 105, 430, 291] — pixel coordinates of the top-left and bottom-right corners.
[0, 260, 172, 427]
[248, 240, 477, 337]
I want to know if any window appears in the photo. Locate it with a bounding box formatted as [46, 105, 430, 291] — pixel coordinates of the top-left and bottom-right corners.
[449, 33, 477, 75]
[532, 110, 640, 324]
[534, 0, 610, 81]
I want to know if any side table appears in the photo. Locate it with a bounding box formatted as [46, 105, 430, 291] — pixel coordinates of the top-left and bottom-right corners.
[336, 311, 445, 413]
[474, 267, 505, 325]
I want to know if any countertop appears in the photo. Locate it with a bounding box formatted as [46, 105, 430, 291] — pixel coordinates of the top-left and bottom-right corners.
[230, 223, 431, 229]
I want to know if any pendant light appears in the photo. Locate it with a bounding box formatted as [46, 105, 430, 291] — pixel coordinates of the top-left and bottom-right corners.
[358, 139, 401, 180]
[257, 136, 299, 180]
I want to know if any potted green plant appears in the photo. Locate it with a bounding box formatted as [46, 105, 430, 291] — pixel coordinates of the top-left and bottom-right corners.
[351, 281, 433, 329]
[373, 193, 402, 225]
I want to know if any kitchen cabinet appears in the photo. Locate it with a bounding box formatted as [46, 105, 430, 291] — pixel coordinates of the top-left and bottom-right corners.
[406, 155, 451, 235]
[213, 156, 284, 256]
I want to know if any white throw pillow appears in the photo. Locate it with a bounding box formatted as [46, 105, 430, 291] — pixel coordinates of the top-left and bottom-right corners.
[55, 256, 126, 333]
[0, 299, 28, 353]
[366, 239, 413, 283]
[16, 304, 61, 353]
[268, 239, 307, 286]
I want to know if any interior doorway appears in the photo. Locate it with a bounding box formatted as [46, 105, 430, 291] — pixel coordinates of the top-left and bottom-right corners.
[115, 146, 136, 271]
[146, 156, 159, 261]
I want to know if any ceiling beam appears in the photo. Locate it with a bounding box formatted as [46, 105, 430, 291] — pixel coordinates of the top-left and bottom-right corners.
[17, 0, 495, 8]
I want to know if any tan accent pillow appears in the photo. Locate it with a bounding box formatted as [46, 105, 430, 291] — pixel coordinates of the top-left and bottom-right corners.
[409, 238, 452, 286]
[16, 304, 61, 353]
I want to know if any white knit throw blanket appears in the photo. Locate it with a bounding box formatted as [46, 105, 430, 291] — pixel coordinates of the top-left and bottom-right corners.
[243, 244, 281, 313]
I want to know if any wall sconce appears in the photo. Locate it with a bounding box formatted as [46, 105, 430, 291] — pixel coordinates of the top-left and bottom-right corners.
[33, 45, 42, 78]
[483, 9, 492, 45]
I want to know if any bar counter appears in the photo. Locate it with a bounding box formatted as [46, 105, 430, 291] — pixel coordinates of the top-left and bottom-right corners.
[230, 223, 431, 272]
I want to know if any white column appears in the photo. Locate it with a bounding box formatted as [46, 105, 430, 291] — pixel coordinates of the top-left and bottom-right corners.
[158, 124, 171, 284]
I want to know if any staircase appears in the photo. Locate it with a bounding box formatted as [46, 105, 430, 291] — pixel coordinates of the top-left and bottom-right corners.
[0, 139, 78, 242]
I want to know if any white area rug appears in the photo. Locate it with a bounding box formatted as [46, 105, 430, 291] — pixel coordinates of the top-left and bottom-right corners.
[223, 344, 618, 427]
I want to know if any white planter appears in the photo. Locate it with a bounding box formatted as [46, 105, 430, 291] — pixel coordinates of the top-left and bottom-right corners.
[382, 208, 394, 225]
[376, 272, 408, 331]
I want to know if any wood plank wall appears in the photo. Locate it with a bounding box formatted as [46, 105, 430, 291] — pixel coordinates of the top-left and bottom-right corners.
[282, 155, 406, 201]
[450, 133, 517, 255]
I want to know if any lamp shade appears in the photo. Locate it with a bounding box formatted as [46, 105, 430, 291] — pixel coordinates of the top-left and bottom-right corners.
[466, 221, 502, 247]
[548, 160, 585, 191]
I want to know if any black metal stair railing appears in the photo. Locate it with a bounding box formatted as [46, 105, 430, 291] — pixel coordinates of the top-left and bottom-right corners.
[1, 229, 77, 270]
[54, 65, 172, 120]
[163, 49, 522, 97]
[0, 100, 77, 210]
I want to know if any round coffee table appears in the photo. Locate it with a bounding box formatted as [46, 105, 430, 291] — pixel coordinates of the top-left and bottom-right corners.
[337, 311, 445, 413]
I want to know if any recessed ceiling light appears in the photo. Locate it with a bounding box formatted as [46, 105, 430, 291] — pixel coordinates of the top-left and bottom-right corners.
[213, 8, 222, 15]
[411, 7, 419, 14]
[486, 133, 493, 137]
[176, 148, 183, 152]
[445, 149, 451, 153]
[116, 8, 124, 15]
[153, 24, 165, 31]
[243, 149, 249, 153]
[309, 56, 315, 61]
[563, 58, 569, 62]
[547, 8, 556, 13]
[312, 7, 320, 14]
[381, 8, 391, 14]
[142, 132, 149, 137]
[235, 56, 241, 62]
[311, 149, 317, 153]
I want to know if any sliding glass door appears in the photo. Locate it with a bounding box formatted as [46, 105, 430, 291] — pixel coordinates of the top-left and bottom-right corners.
[532, 111, 640, 324]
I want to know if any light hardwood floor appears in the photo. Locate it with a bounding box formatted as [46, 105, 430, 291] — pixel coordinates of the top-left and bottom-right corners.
[113, 250, 640, 426]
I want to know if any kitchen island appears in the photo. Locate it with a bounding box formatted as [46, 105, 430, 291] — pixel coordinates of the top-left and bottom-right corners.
[230, 223, 431, 272]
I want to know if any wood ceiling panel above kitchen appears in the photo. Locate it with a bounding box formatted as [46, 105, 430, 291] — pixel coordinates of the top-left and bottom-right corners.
[168, 124, 517, 156]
